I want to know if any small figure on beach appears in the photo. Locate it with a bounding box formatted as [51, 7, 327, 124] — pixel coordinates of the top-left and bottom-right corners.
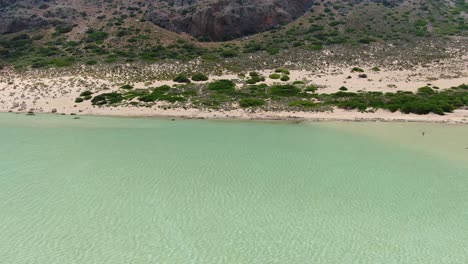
[422, 131, 425, 136]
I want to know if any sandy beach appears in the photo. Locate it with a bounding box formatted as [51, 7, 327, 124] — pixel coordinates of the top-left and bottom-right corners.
[1, 53, 467, 124]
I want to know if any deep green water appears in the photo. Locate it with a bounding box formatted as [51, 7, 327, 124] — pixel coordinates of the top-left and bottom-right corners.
[0, 113, 467, 263]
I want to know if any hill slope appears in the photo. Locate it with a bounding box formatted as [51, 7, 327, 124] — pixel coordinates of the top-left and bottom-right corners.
[0, 0, 466, 68]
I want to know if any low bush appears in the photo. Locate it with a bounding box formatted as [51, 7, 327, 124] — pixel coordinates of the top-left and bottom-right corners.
[305, 85, 318, 92]
[191, 73, 209, 82]
[173, 74, 191, 83]
[269, 84, 300, 96]
[91, 92, 124, 105]
[208, 80, 236, 93]
[269, 73, 281, 79]
[239, 98, 266, 108]
[80, 91, 93, 97]
[275, 68, 290, 75]
[351, 67, 364, 73]
[121, 84, 134, 90]
[289, 101, 317, 107]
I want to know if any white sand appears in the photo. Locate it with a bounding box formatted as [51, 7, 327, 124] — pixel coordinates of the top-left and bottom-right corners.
[1, 57, 467, 124]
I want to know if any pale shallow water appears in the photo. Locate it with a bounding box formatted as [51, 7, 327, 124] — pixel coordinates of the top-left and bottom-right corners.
[0, 113, 467, 263]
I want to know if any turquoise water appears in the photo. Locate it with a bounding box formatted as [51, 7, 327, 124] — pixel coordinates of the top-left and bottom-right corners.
[0, 113, 467, 263]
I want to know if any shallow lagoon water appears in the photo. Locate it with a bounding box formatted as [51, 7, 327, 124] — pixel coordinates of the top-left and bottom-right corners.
[0, 113, 467, 263]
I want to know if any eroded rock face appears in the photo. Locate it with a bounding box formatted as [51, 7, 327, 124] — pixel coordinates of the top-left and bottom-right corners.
[0, 0, 408, 38]
[145, 0, 316, 41]
[0, 0, 79, 34]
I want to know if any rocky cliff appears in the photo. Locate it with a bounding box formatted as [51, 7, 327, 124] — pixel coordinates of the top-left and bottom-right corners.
[145, 0, 316, 41]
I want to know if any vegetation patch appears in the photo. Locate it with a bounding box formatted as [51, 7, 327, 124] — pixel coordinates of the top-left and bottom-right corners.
[239, 98, 266, 108]
[173, 74, 191, 83]
[191, 73, 209, 82]
[269, 84, 301, 96]
[208, 80, 236, 93]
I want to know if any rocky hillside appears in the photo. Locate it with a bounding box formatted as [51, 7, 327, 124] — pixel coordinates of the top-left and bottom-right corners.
[145, 0, 316, 41]
[0, 0, 466, 68]
[1, 0, 315, 40]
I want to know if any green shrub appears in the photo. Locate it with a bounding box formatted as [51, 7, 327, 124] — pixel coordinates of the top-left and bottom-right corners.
[91, 92, 124, 105]
[83, 95, 92, 100]
[239, 98, 266, 108]
[280, 75, 290, 82]
[85, 29, 109, 43]
[80, 91, 93, 96]
[339, 86, 348, 91]
[351, 67, 364, 73]
[220, 49, 238, 58]
[55, 25, 74, 34]
[208, 80, 236, 93]
[275, 68, 290, 75]
[75, 97, 84, 103]
[305, 85, 318, 92]
[372, 66, 381, 72]
[309, 44, 323, 51]
[289, 101, 317, 107]
[50, 57, 75, 67]
[121, 84, 134, 90]
[173, 74, 191, 83]
[269, 73, 281, 79]
[86, 59, 97, 65]
[191, 73, 209, 81]
[269, 84, 300, 96]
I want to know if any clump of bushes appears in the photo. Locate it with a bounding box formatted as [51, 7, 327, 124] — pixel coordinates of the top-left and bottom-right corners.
[269, 84, 300, 96]
[239, 98, 266, 108]
[289, 101, 317, 108]
[246, 72, 265, 84]
[138, 85, 185, 103]
[351, 67, 365, 73]
[339, 86, 348, 91]
[121, 84, 134, 90]
[75, 97, 84, 103]
[191, 73, 209, 82]
[85, 29, 109, 43]
[305, 86, 318, 93]
[324, 84, 468, 115]
[55, 25, 74, 34]
[80, 91, 93, 97]
[173, 74, 191, 83]
[208, 80, 236, 93]
[269, 73, 281, 79]
[91, 92, 124, 105]
[280, 75, 290, 82]
[372, 66, 381, 72]
[275, 68, 290, 75]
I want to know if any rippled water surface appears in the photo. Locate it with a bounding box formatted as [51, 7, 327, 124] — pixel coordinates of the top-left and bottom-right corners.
[0, 113, 467, 263]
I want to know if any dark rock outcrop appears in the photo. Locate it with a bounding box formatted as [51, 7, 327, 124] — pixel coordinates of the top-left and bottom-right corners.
[145, 0, 316, 41]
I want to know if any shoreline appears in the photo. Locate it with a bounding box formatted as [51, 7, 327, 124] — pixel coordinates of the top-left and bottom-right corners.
[3, 107, 468, 125]
[1, 50, 466, 125]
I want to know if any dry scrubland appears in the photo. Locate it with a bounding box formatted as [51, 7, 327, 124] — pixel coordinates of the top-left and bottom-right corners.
[1, 39, 467, 123]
